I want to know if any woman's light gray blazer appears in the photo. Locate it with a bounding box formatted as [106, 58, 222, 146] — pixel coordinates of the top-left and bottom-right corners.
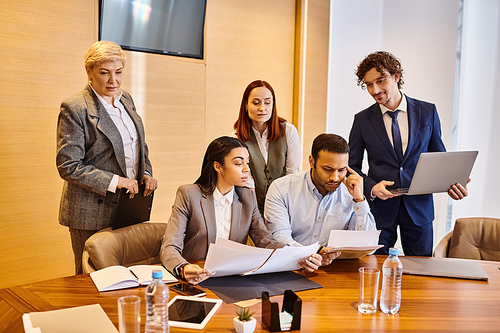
[160, 184, 283, 273]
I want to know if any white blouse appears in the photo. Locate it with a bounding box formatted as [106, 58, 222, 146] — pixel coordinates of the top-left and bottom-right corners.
[213, 187, 234, 240]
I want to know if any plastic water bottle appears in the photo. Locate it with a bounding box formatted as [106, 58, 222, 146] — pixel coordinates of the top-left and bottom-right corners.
[380, 247, 403, 314]
[145, 269, 170, 332]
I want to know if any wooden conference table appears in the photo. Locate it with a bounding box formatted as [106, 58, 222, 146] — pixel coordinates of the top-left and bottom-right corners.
[1, 255, 499, 333]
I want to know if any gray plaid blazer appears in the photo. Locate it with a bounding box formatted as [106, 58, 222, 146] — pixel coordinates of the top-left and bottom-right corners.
[56, 85, 152, 230]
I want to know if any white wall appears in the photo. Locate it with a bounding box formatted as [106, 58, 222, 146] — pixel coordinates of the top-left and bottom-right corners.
[452, 0, 500, 222]
[327, 0, 462, 248]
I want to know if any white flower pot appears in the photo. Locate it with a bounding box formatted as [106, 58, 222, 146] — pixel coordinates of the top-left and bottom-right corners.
[233, 317, 257, 333]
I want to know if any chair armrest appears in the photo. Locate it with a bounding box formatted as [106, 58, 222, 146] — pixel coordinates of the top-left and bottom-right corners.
[82, 249, 96, 273]
[433, 230, 453, 257]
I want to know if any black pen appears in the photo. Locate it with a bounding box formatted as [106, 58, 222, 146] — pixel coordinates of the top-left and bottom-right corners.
[129, 269, 139, 280]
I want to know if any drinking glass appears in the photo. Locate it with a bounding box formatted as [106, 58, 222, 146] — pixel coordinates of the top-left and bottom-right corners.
[358, 267, 380, 314]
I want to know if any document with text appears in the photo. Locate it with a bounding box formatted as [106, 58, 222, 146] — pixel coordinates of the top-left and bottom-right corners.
[204, 238, 319, 278]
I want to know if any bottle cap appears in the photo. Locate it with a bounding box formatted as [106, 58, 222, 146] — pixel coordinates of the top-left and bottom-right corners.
[152, 269, 163, 279]
[388, 247, 399, 256]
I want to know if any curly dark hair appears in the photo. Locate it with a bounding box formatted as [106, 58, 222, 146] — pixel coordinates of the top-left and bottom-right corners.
[356, 51, 404, 90]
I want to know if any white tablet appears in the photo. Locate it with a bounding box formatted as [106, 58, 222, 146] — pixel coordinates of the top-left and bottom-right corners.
[168, 295, 223, 330]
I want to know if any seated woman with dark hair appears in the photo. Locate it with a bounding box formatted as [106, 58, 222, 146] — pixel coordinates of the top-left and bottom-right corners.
[160, 136, 322, 285]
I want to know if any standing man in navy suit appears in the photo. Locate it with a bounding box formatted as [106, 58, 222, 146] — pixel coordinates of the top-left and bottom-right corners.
[348, 51, 468, 256]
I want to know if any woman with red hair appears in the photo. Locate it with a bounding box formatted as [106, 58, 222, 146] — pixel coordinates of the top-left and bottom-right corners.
[234, 80, 301, 213]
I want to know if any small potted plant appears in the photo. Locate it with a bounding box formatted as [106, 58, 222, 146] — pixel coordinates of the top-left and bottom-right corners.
[233, 307, 257, 333]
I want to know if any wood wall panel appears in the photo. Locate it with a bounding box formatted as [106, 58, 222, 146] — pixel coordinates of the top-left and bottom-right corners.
[0, 0, 96, 287]
[295, 0, 330, 168]
[205, 0, 297, 146]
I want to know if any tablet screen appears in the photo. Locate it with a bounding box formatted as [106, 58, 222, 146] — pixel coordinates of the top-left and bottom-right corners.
[168, 296, 222, 329]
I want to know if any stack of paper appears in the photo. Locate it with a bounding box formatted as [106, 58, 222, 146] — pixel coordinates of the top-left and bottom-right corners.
[327, 230, 383, 259]
[204, 238, 319, 277]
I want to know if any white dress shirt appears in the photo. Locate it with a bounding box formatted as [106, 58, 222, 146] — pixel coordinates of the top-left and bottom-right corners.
[213, 186, 234, 240]
[91, 85, 139, 192]
[265, 170, 376, 246]
[250, 122, 301, 174]
[379, 92, 409, 155]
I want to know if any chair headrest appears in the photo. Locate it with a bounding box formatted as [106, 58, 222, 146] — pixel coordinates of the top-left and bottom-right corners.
[84, 222, 167, 270]
[448, 217, 500, 261]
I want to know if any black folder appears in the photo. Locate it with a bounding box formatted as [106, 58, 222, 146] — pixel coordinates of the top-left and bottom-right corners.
[199, 271, 322, 304]
[112, 184, 154, 229]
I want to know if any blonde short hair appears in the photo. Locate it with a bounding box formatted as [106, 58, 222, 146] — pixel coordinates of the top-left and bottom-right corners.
[84, 41, 126, 73]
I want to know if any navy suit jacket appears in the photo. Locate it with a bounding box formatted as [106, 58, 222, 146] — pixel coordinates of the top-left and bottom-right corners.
[348, 95, 446, 228]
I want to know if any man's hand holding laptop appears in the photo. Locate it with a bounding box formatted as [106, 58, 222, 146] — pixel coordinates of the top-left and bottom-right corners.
[448, 178, 470, 201]
[372, 180, 402, 200]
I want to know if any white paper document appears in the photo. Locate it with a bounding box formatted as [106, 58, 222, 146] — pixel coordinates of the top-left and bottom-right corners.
[23, 304, 118, 333]
[204, 238, 319, 277]
[327, 230, 383, 259]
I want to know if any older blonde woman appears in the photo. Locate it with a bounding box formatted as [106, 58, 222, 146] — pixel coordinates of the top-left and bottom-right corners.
[56, 41, 158, 274]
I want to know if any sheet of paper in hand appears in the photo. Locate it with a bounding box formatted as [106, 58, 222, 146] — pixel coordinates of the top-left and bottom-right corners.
[327, 230, 383, 259]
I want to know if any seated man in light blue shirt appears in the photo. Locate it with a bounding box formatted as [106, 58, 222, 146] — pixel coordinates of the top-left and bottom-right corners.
[264, 133, 376, 253]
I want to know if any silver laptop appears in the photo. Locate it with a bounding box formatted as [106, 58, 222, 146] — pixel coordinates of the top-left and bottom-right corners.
[389, 151, 478, 195]
[399, 257, 489, 281]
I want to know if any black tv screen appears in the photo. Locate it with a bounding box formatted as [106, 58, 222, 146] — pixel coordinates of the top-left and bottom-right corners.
[99, 0, 207, 59]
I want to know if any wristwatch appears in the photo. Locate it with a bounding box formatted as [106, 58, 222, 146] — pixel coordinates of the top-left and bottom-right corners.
[174, 262, 189, 279]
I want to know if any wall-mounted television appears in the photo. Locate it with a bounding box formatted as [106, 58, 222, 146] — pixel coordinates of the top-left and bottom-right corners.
[99, 0, 207, 59]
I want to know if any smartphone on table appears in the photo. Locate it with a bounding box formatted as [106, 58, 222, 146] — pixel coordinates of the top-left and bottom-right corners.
[171, 283, 206, 297]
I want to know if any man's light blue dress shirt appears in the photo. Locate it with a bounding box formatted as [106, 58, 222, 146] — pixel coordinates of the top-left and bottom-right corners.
[264, 170, 376, 246]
